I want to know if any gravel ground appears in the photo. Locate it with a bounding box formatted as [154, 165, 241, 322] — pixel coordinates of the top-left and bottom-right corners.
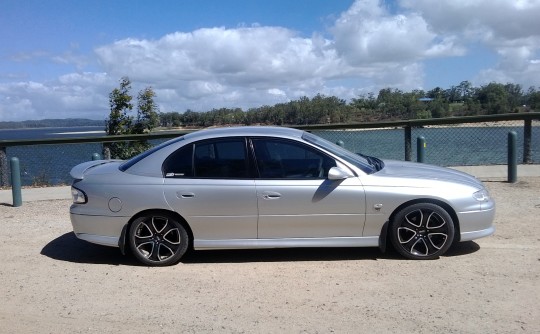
[1, 178, 539, 333]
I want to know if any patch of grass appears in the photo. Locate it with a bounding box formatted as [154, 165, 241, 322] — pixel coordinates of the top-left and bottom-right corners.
[32, 172, 51, 187]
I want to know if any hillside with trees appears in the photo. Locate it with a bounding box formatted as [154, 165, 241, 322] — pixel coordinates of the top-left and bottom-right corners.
[0, 118, 103, 129]
[158, 81, 540, 128]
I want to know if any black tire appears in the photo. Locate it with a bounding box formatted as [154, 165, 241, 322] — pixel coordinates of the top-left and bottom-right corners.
[129, 213, 189, 266]
[390, 203, 455, 260]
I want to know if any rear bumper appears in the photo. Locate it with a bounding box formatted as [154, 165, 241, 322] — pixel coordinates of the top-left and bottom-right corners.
[70, 212, 127, 248]
[74, 233, 119, 247]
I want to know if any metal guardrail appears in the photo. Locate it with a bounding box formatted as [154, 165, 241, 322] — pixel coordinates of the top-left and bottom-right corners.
[295, 112, 540, 129]
[0, 130, 196, 147]
[1, 113, 539, 187]
[0, 130, 195, 186]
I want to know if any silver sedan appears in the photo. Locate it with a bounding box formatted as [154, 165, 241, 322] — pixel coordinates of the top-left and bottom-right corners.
[70, 126, 495, 266]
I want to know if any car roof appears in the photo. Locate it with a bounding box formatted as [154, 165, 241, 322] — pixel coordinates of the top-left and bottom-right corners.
[183, 126, 305, 141]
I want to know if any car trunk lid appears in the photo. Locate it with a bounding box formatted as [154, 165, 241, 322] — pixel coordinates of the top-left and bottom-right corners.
[69, 160, 121, 180]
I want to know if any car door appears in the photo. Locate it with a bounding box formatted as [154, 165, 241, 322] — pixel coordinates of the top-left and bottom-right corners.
[252, 137, 366, 238]
[163, 137, 258, 240]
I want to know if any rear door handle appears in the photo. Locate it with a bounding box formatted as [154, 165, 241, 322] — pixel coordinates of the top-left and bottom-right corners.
[177, 192, 195, 199]
[261, 191, 281, 200]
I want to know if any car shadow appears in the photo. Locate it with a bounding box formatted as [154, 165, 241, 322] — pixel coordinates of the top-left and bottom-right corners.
[181, 247, 387, 264]
[381, 241, 480, 260]
[444, 241, 481, 257]
[41, 233, 480, 266]
[41, 232, 139, 266]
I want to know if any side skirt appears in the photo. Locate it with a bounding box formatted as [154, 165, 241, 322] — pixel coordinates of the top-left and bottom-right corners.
[194, 237, 380, 250]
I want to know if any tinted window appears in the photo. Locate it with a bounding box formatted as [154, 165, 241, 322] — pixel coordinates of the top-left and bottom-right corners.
[252, 138, 336, 179]
[164, 138, 249, 178]
[194, 139, 249, 178]
[163, 144, 194, 177]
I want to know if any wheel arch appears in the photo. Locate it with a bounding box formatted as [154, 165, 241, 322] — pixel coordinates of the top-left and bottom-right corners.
[379, 198, 461, 251]
[119, 209, 194, 254]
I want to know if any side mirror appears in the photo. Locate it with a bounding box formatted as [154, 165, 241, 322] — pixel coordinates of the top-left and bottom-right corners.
[327, 167, 351, 180]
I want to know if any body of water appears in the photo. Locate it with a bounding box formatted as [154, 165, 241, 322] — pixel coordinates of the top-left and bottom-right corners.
[314, 125, 540, 166]
[1, 126, 111, 186]
[0, 126, 105, 140]
[1, 125, 539, 186]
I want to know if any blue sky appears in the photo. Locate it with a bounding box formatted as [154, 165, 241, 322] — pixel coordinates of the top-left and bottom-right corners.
[1, 0, 539, 121]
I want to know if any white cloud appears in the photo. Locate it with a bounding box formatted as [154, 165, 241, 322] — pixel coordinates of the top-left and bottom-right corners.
[0, 73, 111, 121]
[400, 0, 540, 86]
[90, 14, 443, 113]
[95, 27, 341, 87]
[91, 26, 350, 112]
[2, 0, 540, 121]
[268, 88, 286, 97]
[400, 0, 540, 42]
[331, 0, 463, 65]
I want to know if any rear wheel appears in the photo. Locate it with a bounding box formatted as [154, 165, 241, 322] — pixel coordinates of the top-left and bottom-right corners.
[129, 213, 188, 266]
[390, 203, 455, 260]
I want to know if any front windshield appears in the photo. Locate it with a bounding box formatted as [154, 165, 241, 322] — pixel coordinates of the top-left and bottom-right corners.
[302, 132, 376, 174]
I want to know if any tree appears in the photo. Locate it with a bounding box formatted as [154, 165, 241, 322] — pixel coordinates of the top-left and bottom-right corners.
[525, 86, 540, 111]
[134, 87, 160, 133]
[106, 77, 133, 136]
[504, 83, 523, 111]
[105, 77, 160, 159]
[476, 83, 509, 114]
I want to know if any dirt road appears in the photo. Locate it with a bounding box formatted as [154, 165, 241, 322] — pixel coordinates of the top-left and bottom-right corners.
[1, 178, 539, 333]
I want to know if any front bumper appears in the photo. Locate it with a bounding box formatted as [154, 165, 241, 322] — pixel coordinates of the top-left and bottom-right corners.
[460, 226, 495, 242]
[457, 201, 496, 242]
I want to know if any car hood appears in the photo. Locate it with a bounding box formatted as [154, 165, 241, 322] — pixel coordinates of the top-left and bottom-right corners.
[371, 160, 483, 189]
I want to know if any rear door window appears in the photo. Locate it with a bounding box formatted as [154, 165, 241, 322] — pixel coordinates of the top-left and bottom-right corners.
[163, 137, 250, 179]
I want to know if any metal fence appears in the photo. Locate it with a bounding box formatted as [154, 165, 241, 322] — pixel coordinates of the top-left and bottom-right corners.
[310, 120, 538, 166]
[1, 113, 539, 187]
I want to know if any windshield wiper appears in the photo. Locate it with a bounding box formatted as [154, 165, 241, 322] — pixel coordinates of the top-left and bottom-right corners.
[358, 153, 385, 172]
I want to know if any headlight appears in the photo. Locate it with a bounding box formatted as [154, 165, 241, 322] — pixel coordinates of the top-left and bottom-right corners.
[473, 189, 490, 202]
[71, 187, 87, 204]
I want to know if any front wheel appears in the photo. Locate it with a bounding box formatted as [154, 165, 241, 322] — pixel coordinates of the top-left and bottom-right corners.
[129, 213, 189, 266]
[390, 203, 455, 260]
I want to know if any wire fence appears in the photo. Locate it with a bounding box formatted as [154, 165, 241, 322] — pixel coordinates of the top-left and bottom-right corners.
[312, 120, 539, 166]
[1, 115, 539, 187]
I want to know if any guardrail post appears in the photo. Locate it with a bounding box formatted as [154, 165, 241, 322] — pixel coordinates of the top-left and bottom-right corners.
[102, 144, 111, 160]
[92, 153, 101, 160]
[508, 131, 517, 183]
[10, 157, 22, 207]
[523, 119, 532, 164]
[404, 125, 412, 161]
[417, 136, 426, 163]
[0, 147, 8, 187]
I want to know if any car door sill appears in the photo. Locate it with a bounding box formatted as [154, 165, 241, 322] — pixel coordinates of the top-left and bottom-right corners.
[194, 237, 379, 250]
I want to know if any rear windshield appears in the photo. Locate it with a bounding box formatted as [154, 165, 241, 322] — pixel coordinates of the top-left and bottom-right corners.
[119, 136, 185, 172]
